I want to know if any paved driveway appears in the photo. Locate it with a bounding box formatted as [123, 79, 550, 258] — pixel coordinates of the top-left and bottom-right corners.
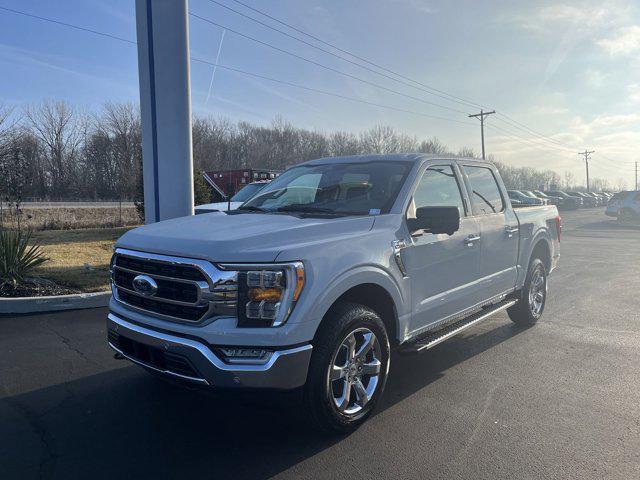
[1, 208, 639, 479]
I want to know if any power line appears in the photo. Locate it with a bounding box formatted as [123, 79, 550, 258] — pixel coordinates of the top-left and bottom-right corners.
[495, 113, 571, 148]
[485, 123, 576, 154]
[578, 150, 594, 191]
[227, 0, 486, 110]
[189, 12, 471, 116]
[2, 3, 634, 173]
[0, 3, 614, 161]
[225, 0, 591, 153]
[0, 6, 473, 127]
[596, 152, 635, 168]
[190, 58, 476, 126]
[468, 110, 495, 159]
[0, 5, 135, 45]
[205, 0, 488, 112]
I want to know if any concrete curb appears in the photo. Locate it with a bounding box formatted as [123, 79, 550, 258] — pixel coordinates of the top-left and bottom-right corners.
[0, 291, 111, 314]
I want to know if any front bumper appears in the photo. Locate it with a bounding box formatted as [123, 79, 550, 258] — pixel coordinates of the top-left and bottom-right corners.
[107, 313, 313, 390]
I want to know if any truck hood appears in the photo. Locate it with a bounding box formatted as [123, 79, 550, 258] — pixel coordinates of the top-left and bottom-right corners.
[116, 212, 375, 262]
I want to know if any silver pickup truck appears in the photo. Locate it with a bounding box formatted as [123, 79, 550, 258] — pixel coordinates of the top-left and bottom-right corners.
[107, 154, 561, 432]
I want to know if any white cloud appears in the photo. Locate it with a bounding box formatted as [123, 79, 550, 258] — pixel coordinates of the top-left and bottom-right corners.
[597, 25, 640, 56]
[501, 2, 627, 32]
[628, 84, 640, 103]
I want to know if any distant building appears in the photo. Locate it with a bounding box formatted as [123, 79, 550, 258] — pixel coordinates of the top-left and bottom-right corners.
[203, 168, 281, 201]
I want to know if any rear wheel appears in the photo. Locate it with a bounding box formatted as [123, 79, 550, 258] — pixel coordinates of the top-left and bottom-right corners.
[305, 302, 390, 433]
[508, 258, 547, 327]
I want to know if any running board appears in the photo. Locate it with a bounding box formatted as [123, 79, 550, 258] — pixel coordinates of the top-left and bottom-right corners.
[399, 299, 518, 354]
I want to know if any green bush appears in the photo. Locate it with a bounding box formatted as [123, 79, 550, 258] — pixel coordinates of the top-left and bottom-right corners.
[0, 229, 49, 288]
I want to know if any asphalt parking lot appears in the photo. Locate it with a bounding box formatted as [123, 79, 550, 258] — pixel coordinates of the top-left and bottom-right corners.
[1, 208, 639, 479]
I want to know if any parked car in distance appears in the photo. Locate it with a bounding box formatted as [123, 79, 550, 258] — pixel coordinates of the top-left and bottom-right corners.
[195, 180, 269, 214]
[521, 190, 549, 205]
[545, 191, 581, 209]
[568, 191, 598, 208]
[617, 191, 640, 224]
[533, 190, 564, 207]
[584, 192, 604, 206]
[108, 154, 561, 433]
[508, 190, 544, 206]
[605, 192, 628, 217]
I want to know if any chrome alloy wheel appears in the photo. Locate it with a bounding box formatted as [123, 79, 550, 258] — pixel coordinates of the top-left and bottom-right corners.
[528, 265, 546, 318]
[328, 328, 383, 416]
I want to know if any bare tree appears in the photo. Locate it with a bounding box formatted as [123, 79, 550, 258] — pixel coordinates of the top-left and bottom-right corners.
[24, 101, 83, 198]
[328, 131, 359, 156]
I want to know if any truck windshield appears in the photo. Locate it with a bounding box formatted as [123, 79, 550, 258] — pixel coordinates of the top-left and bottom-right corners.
[230, 183, 267, 202]
[241, 161, 412, 215]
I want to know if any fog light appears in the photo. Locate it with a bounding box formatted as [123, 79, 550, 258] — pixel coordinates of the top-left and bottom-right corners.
[219, 347, 273, 364]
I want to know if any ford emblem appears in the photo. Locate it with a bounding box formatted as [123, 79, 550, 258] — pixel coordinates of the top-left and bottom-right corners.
[132, 274, 158, 297]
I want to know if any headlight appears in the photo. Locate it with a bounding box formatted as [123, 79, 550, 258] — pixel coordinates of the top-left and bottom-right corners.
[219, 262, 305, 327]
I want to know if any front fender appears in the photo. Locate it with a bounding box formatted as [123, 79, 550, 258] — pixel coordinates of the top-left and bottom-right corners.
[302, 264, 408, 336]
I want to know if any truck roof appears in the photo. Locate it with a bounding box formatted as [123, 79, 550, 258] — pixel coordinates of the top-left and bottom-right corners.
[300, 153, 487, 166]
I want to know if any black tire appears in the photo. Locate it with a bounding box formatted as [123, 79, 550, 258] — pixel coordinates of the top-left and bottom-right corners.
[508, 258, 547, 327]
[304, 302, 390, 434]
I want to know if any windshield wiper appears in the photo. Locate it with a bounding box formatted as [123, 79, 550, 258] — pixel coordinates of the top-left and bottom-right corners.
[275, 205, 337, 214]
[237, 205, 268, 213]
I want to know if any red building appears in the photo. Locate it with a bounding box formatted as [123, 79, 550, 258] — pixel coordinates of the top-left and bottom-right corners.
[203, 168, 280, 201]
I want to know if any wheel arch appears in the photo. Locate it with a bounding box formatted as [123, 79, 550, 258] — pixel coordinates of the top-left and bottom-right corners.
[529, 235, 552, 272]
[310, 268, 405, 346]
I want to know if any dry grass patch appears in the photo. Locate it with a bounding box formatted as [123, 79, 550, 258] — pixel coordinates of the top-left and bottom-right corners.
[31, 227, 133, 292]
[2, 206, 140, 231]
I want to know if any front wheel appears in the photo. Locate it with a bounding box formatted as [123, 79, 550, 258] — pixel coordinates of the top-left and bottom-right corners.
[508, 258, 547, 327]
[304, 302, 390, 433]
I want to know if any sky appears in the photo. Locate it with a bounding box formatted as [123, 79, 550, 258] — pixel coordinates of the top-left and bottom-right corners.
[0, 0, 638, 188]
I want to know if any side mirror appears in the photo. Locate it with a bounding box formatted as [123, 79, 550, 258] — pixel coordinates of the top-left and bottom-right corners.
[408, 206, 460, 236]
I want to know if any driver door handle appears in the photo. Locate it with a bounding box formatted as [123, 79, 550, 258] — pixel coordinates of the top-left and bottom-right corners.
[464, 234, 481, 246]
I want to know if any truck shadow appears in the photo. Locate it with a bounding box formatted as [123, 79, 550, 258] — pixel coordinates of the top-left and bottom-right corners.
[1, 321, 525, 479]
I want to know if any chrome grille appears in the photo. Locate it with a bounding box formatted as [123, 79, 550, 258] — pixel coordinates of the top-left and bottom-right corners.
[111, 249, 238, 323]
[114, 255, 206, 282]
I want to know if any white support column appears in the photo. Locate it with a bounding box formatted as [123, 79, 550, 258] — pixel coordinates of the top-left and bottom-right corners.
[135, 0, 194, 223]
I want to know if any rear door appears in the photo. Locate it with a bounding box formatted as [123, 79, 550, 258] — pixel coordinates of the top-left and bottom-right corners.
[461, 163, 519, 299]
[401, 163, 485, 335]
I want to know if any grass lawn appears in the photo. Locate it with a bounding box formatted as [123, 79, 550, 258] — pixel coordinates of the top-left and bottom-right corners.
[31, 227, 133, 292]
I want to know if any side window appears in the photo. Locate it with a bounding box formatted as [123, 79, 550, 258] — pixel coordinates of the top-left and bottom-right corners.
[408, 165, 465, 218]
[463, 166, 505, 215]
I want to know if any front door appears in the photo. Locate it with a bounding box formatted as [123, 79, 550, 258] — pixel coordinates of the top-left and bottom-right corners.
[401, 164, 485, 336]
[461, 164, 519, 298]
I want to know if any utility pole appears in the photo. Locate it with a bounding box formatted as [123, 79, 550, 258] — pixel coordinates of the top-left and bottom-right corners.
[578, 150, 595, 191]
[468, 109, 496, 159]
